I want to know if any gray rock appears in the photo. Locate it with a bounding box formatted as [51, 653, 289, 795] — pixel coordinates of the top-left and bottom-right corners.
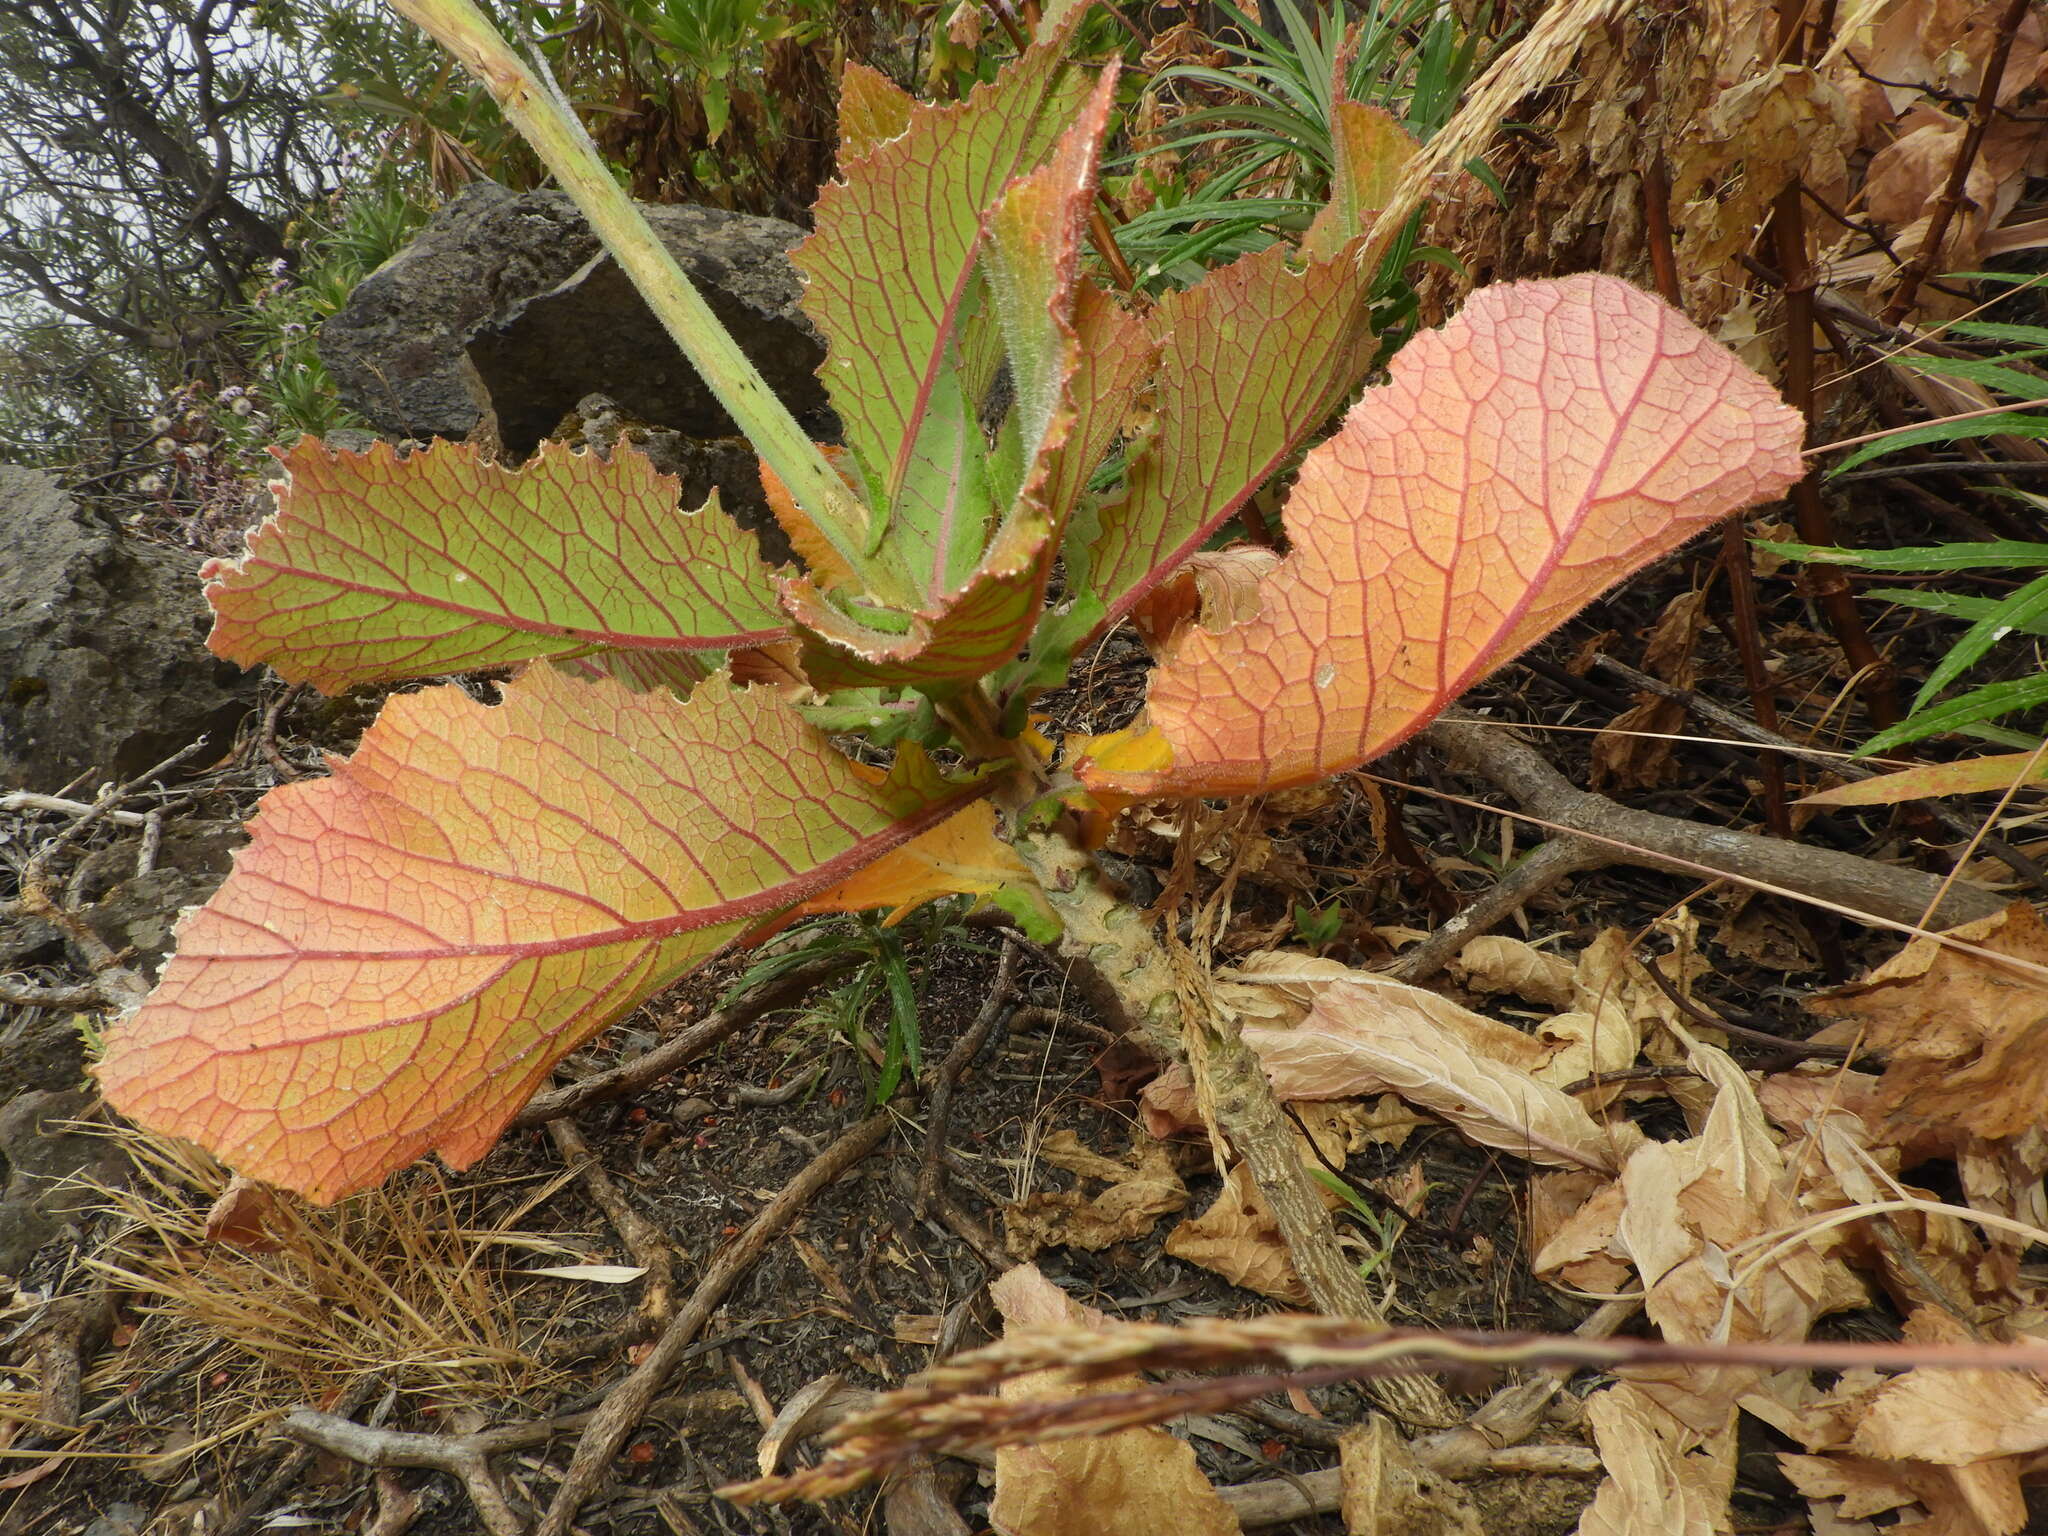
[319, 181, 832, 455]
[0, 1088, 129, 1276]
[0, 468, 256, 792]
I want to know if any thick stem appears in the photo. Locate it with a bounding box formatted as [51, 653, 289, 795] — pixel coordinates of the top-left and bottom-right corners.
[1008, 814, 1458, 1427]
[382, 0, 903, 604]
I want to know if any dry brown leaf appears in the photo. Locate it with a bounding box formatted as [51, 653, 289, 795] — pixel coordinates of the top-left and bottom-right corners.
[1339, 1416, 1482, 1536]
[1669, 66, 1853, 306]
[989, 1265, 1242, 1536]
[1592, 591, 1706, 792]
[1807, 901, 2048, 1157]
[1451, 936, 1576, 1009]
[1166, 1158, 1306, 1304]
[1573, 1383, 1731, 1536]
[1854, 1308, 2048, 1465]
[1254, 976, 1640, 1172]
[201, 1176, 285, 1252]
[1003, 1132, 1189, 1258]
[1528, 1171, 1633, 1294]
[1783, 1450, 2030, 1536]
[1530, 1010, 1640, 1100]
[1614, 1039, 1843, 1431]
[1164, 1075, 1411, 1300]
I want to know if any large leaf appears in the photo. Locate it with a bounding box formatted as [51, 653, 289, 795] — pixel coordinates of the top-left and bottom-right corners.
[1069, 240, 1378, 634]
[792, 41, 1089, 595]
[206, 438, 788, 694]
[784, 67, 1129, 690]
[1080, 275, 1806, 796]
[95, 667, 1001, 1202]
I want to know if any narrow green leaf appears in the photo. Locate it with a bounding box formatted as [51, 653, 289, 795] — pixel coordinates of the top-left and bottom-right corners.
[1945, 322, 2048, 347]
[1756, 539, 2048, 572]
[1891, 352, 2048, 401]
[1861, 673, 2048, 757]
[1830, 415, 2048, 474]
[1912, 573, 2048, 712]
[1867, 587, 2048, 636]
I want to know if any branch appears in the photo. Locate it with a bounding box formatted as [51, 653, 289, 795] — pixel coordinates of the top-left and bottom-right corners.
[1418, 717, 2003, 930]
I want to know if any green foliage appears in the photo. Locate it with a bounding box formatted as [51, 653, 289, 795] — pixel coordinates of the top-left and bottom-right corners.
[1761, 530, 2048, 756]
[1766, 273, 2048, 756]
[225, 177, 433, 444]
[1293, 901, 1345, 950]
[1114, 0, 1494, 290]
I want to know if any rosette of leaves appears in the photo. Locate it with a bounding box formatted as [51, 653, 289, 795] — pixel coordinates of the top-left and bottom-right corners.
[96, 6, 1805, 1203]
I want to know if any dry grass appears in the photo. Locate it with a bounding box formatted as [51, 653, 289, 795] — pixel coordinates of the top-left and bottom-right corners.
[74, 1122, 590, 1436]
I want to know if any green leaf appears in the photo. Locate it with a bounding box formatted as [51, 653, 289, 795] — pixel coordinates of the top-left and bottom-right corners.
[1861, 672, 2048, 757]
[792, 40, 1090, 592]
[1867, 587, 2048, 637]
[1891, 352, 2048, 401]
[1756, 539, 2048, 572]
[1830, 415, 2048, 474]
[205, 438, 788, 693]
[1944, 322, 2048, 348]
[1071, 239, 1377, 634]
[1911, 572, 2048, 712]
[784, 68, 1133, 690]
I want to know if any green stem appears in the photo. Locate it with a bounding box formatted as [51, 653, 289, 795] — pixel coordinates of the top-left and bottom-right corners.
[384, 0, 905, 603]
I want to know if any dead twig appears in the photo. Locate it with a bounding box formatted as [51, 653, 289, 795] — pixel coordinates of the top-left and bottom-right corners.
[281, 1415, 523, 1536]
[533, 1111, 895, 1536]
[1220, 1447, 1605, 1529]
[281, 1392, 745, 1536]
[255, 682, 308, 781]
[1590, 654, 2048, 895]
[1416, 718, 2003, 929]
[512, 954, 858, 1128]
[545, 1118, 676, 1323]
[216, 1377, 384, 1536]
[916, 937, 1022, 1217]
[1390, 836, 1601, 984]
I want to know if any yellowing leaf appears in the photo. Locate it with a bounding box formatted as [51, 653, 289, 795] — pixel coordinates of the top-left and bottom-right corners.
[207, 438, 787, 693]
[95, 668, 992, 1203]
[1302, 101, 1418, 263]
[1799, 751, 2048, 807]
[1079, 275, 1806, 796]
[760, 446, 861, 592]
[796, 798, 1038, 925]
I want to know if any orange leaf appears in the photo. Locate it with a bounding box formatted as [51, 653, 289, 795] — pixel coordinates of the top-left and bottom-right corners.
[95, 668, 990, 1203]
[760, 446, 862, 592]
[1078, 275, 1805, 797]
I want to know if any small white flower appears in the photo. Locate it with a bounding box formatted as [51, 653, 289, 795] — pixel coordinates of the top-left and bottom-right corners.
[136, 473, 164, 494]
[152, 436, 178, 459]
[231, 397, 254, 416]
[150, 414, 173, 433]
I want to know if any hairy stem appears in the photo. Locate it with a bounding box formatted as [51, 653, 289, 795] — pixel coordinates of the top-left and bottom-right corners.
[1008, 810, 1457, 1426]
[382, 0, 903, 603]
